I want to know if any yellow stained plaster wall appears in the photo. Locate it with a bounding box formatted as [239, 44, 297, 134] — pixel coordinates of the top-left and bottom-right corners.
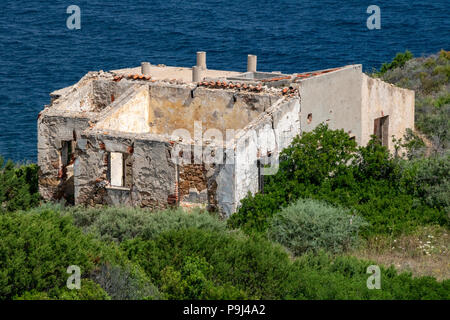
[96, 87, 151, 133]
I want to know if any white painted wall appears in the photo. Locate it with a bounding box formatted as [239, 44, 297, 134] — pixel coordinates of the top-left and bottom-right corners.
[233, 98, 301, 209]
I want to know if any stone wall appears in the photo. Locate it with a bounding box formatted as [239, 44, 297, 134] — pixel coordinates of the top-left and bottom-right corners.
[38, 114, 90, 201]
[75, 131, 177, 210]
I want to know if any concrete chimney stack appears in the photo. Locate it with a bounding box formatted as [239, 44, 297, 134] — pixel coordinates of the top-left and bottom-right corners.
[141, 62, 151, 75]
[247, 55, 257, 73]
[196, 51, 207, 70]
[192, 66, 201, 82]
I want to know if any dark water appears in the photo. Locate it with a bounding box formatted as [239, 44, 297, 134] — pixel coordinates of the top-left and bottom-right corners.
[0, 0, 449, 162]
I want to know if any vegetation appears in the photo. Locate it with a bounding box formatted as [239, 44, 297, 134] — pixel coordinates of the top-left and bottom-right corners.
[120, 228, 449, 300]
[268, 198, 367, 256]
[376, 50, 414, 76]
[0, 156, 40, 213]
[376, 50, 450, 152]
[63, 205, 227, 243]
[228, 124, 449, 236]
[0, 206, 160, 300]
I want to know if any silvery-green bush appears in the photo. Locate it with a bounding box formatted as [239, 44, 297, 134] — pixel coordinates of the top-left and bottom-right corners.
[268, 198, 367, 255]
[64, 206, 227, 243]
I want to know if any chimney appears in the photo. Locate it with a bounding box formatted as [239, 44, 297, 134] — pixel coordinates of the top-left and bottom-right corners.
[196, 51, 207, 70]
[247, 55, 257, 72]
[141, 62, 151, 75]
[192, 66, 201, 82]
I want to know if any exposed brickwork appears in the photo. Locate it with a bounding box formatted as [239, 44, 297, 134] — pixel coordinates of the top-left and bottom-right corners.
[178, 163, 207, 199]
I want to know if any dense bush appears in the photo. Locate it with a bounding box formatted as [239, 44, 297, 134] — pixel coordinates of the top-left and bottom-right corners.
[91, 263, 160, 300]
[0, 156, 40, 212]
[0, 206, 159, 300]
[121, 229, 292, 299]
[228, 124, 358, 233]
[399, 153, 450, 213]
[268, 198, 367, 255]
[65, 205, 226, 243]
[2, 204, 448, 300]
[121, 229, 450, 300]
[289, 252, 450, 300]
[13, 279, 111, 300]
[160, 255, 247, 299]
[229, 125, 448, 236]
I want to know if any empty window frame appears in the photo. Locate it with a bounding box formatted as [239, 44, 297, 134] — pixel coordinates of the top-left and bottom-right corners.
[61, 140, 75, 166]
[373, 115, 389, 147]
[108, 152, 132, 188]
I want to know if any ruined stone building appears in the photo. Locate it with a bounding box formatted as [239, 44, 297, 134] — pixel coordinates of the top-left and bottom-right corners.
[38, 52, 414, 216]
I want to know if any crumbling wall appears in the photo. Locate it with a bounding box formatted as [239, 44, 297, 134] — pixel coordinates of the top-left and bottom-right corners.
[38, 115, 90, 201]
[132, 137, 177, 209]
[75, 131, 177, 210]
[361, 74, 415, 152]
[172, 143, 235, 216]
[234, 98, 300, 209]
[299, 65, 363, 142]
[214, 161, 235, 216]
[92, 79, 134, 111]
[178, 163, 207, 204]
[74, 133, 111, 206]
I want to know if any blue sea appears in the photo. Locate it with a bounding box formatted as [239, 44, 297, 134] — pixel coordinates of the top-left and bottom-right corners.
[0, 0, 449, 162]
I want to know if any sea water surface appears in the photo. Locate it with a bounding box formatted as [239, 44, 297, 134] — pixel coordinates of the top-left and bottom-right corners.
[0, 0, 449, 162]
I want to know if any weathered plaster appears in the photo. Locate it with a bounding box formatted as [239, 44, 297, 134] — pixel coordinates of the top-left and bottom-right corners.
[38, 62, 415, 216]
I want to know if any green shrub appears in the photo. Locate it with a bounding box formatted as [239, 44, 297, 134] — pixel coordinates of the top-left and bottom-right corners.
[14, 279, 111, 300]
[0, 206, 159, 300]
[0, 209, 97, 299]
[396, 129, 427, 159]
[229, 125, 448, 236]
[288, 252, 450, 300]
[399, 153, 450, 213]
[160, 255, 246, 299]
[121, 228, 450, 300]
[228, 124, 358, 233]
[377, 50, 414, 76]
[0, 156, 40, 212]
[121, 229, 292, 299]
[65, 206, 226, 243]
[268, 199, 367, 255]
[91, 263, 160, 300]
